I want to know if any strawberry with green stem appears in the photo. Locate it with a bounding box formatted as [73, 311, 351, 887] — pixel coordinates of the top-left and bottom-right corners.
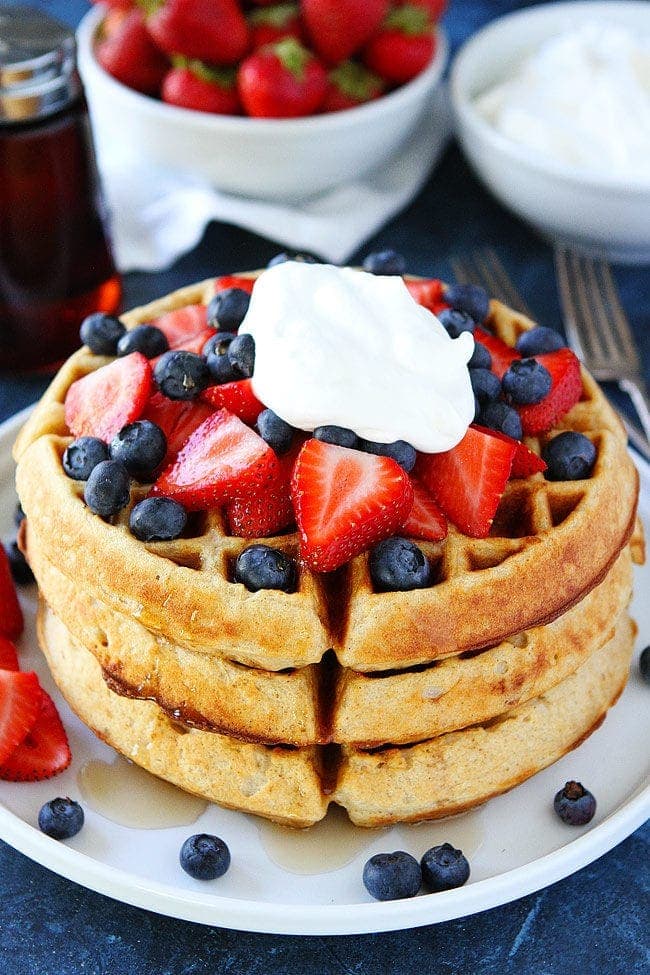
[248, 4, 304, 49]
[95, 9, 168, 95]
[323, 61, 384, 112]
[162, 59, 241, 114]
[237, 38, 327, 118]
[363, 5, 436, 85]
[301, 0, 389, 66]
[145, 0, 249, 67]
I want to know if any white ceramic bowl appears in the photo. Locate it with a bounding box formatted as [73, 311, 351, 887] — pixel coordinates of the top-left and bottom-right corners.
[77, 7, 448, 202]
[450, 1, 650, 264]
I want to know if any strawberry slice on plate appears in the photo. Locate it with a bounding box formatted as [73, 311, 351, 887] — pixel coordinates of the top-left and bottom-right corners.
[142, 392, 215, 464]
[214, 275, 255, 296]
[201, 379, 265, 425]
[0, 669, 42, 766]
[474, 327, 520, 379]
[472, 425, 547, 478]
[515, 349, 582, 435]
[0, 690, 71, 782]
[291, 439, 414, 572]
[151, 409, 280, 510]
[151, 305, 209, 350]
[403, 277, 444, 312]
[64, 353, 152, 443]
[0, 638, 20, 672]
[402, 478, 448, 542]
[226, 437, 305, 538]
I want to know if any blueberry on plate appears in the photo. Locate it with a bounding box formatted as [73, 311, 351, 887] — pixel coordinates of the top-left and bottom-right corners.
[234, 545, 296, 593]
[360, 439, 416, 473]
[543, 432, 596, 481]
[38, 798, 84, 840]
[7, 540, 34, 585]
[369, 538, 431, 592]
[516, 326, 565, 356]
[179, 834, 231, 880]
[478, 401, 523, 441]
[363, 851, 421, 901]
[438, 308, 476, 339]
[110, 420, 167, 481]
[227, 333, 255, 379]
[257, 409, 294, 455]
[267, 251, 318, 267]
[206, 288, 251, 332]
[444, 282, 490, 323]
[62, 436, 109, 481]
[83, 460, 131, 518]
[314, 425, 359, 449]
[553, 781, 596, 825]
[362, 248, 407, 276]
[154, 351, 210, 400]
[470, 367, 501, 404]
[468, 341, 492, 371]
[79, 312, 125, 356]
[502, 358, 552, 405]
[116, 324, 169, 359]
[129, 497, 187, 542]
[14, 503, 25, 528]
[639, 646, 650, 684]
[421, 843, 470, 892]
[204, 332, 238, 384]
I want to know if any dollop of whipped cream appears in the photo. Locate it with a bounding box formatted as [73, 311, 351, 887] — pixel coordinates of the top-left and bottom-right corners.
[475, 21, 650, 180]
[241, 262, 475, 454]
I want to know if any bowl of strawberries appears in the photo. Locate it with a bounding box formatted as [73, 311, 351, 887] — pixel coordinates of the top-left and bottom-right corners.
[77, 0, 449, 200]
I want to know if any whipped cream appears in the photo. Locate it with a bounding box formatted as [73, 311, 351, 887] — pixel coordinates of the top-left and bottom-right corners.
[475, 21, 650, 179]
[241, 262, 475, 454]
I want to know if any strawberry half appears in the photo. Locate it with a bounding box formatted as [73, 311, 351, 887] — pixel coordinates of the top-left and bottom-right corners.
[0, 544, 23, 640]
[64, 353, 152, 443]
[515, 349, 583, 435]
[474, 327, 520, 379]
[151, 409, 280, 510]
[0, 690, 71, 782]
[415, 425, 516, 538]
[291, 439, 414, 572]
[142, 392, 215, 464]
[151, 304, 208, 350]
[0, 669, 42, 766]
[472, 425, 547, 478]
[201, 379, 265, 425]
[214, 275, 255, 296]
[403, 277, 444, 312]
[0, 638, 20, 672]
[402, 478, 448, 541]
[226, 438, 304, 538]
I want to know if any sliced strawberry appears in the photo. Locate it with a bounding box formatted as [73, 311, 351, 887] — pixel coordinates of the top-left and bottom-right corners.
[0, 638, 20, 672]
[150, 305, 208, 350]
[142, 392, 215, 464]
[415, 425, 516, 538]
[226, 438, 304, 538]
[404, 277, 444, 312]
[0, 690, 71, 782]
[402, 478, 448, 542]
[472, 425, 547, 478]
[201, 379, 265, 425]
[291, 439, 414, 572]
[0, 545, 23, 640]
[151, 409, 280, 510]
[515, 349, 583, 435]
[474, 327, 520, 379]
[64, 353, 152, 443]
[214, 275, 255, 296]
[0, 669, 42, 766]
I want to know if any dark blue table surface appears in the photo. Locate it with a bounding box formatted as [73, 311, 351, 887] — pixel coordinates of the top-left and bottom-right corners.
[1, 2, 648, 973]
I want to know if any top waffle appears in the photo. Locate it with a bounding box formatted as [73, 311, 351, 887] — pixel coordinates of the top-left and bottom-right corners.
[14, 273, 640, 673]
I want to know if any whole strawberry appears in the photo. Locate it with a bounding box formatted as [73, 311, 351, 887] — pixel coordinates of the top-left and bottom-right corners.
[323, 61, 384, 112]
[95, 9, 168, 95]
[248, 4, 304, 50]
[162, 59, 241, 114]
[147, 0, 249, 67]
[363, 5, 436, 84]
[237, 38, 327, 118]
[301, 0, 389, 66]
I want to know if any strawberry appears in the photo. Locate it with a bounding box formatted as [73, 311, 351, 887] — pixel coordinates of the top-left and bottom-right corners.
[474, 327, 520, 379]
[323, 61, 384, 112]
[95, 9, 168, 95]
[515, 349, 583, 436]
[0, 545, 23, 640]
[91, 0, 134, 9]
[248, 4, 304, 49]
[214, 275, 255, 296]
[396, 0, 447, 20]
[472, 425, 547, 478]
[151, 410, 280, 510]
[0, 638, 19, 672]
[415, 425, 516, 538]
[147, 0, 249, 67]
[363, 5, 435, 84]
[226, 438, 305, 537]
[237, 38, 327, 118]
[291, 439, 414, 572]
[142, 391, 215, 464]
[0, 670, 42, 766]
[150, 304, 208, 351]
[201, 379, 265, 425]
[64, 353, 152, 444]
[162, 59, 241, 115]
[402, 478, 448, 542]
[0, 690, 71, 782]
[404, 277, 444, 312]
[301, 0, 389, 66]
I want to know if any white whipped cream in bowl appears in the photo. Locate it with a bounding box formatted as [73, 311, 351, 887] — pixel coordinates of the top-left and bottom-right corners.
[241, 262, 475, 455]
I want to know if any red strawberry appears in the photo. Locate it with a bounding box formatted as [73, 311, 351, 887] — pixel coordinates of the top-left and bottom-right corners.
[363, 5, 435, 84]
[142, 392, 215, 464]
[151, 410, 280, 510]
[474, 327, 520, 379]
[64, 353, 152, 444]
[162, 60, 241, 114]
[301, 0, 389, 66]
[237, 38, 327, 118]
[248, 3, 304, 49]
[291, 439, 414, 572]
[323, 61, 384, 112]
[201, 379, 265, 425]
[91, 0, 134, 9]
[0, 690, 71, 782]
[214, 275, 255, 296]
[396, 0, 447, 20]
[147, 0, 249, 67]
[404, 277, 444, 312]
[415, 425, 516, 538]
[0, 545, 23, 640]
[472, 425, 547, 478]
[515, 349, 583, 435]
[95, 10, 168, 95]
[0, 638, 19, 672]
[0, 669, 42, 766]
[402, 478, 448, 541]
[149, 305, 211, 356]
[226, 438, 305, 537]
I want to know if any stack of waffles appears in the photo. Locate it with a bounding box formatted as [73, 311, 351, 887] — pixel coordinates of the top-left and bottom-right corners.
[13, 278, 644, 827]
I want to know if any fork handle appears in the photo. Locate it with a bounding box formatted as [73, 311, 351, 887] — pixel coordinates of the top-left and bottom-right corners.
[619, 378, 650, 446]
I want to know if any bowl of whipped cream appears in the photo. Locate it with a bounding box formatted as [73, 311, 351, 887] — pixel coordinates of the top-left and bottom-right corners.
[450, 1, 650, 263]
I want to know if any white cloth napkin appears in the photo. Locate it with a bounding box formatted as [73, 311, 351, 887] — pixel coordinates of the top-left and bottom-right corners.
[94, 88, 452, 273]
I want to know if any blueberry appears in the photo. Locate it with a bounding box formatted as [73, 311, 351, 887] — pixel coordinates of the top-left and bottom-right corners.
[83, 460, 131, 518]
[473, 395, 481, 422]
[14, 503, 25, 528]
[204, 332, 239, 384]
[553, 781, 596, 826]
[314, 425, 359, 449]
[206, 288, 251, 332]
[227, 333, 255, 379]
[639, 646, 650, 684]
[369, 538, 431, 592]
[62, 437, 109, 481]
[444, 282, 490, 323]
[38, 798, 84, 840]
[154, 351, 210, 400]
[438, 308, 476, 338]
[110, 420, 167, 481]
[470, 367, 501, 404]
[234, 545, 296, 592]
[129, 497, 187, 542]
[362, 248, 407, 276]
[257, 409, 294, 455]
[267, 251, 318, 267]
[421, 843, 470, 892]
[360, 439, 416, 473]
[543, 432, 596, 481]
[516, 326, 565, 356]
[6, 540, 34, 585]
[478, 402, 523, 440]
[362, 851, 421, 901]
[203, 331, 237, 356]
[116, 324, 169, 359]
[502, 358, 552, 405]
[79, 313, 125, 356]
[468, 342, 492, 371]
[179, 833, 230, 880]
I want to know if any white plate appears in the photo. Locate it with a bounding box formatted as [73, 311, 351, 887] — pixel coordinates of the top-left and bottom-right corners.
[0, 408, 648, 935]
